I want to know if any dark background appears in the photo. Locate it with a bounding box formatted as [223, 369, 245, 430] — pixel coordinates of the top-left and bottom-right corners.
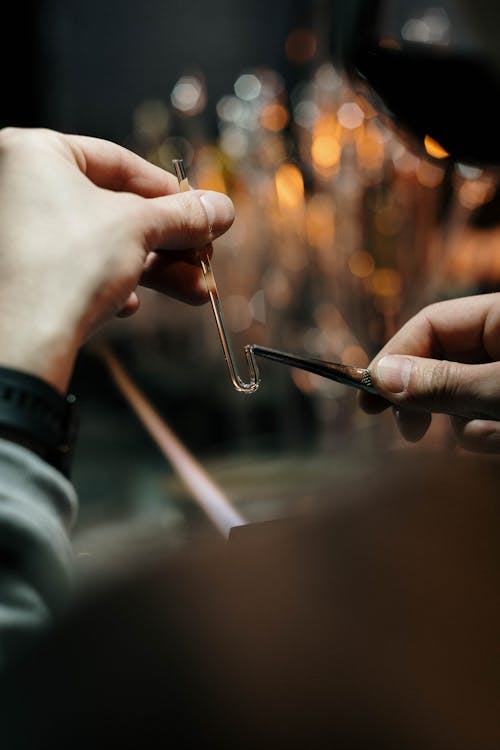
[1, 0, 332, 139]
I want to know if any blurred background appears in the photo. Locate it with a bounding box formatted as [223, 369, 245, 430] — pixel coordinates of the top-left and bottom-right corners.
[3, 0, 500, 554]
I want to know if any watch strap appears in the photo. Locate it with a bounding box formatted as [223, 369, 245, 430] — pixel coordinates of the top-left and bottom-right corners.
[0, 367, 78, 477]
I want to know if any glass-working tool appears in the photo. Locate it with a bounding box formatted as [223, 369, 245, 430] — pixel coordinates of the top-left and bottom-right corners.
[173, 159, 377, 398]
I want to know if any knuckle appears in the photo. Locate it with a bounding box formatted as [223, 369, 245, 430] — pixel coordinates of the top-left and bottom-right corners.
[421, 300, 441, 317]
[421, 299, 446, 321]
[0, 126, 22, 149]
[0, 126, 58, 154]
[428, 359, 448, 395]
[177, 193, 207, 244]
[419, 300, 446, 335]
[427, 359, 456, 397]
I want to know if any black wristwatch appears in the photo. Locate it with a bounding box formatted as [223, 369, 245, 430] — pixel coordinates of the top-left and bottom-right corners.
[0, 367, 78, 477]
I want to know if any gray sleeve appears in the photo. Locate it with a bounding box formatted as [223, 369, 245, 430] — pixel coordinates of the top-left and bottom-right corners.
[0, 438, 78, 669]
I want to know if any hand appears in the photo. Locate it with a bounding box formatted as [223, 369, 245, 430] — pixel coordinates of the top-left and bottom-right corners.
[0, 128, 234, 392]
[359, 293, 500, 453]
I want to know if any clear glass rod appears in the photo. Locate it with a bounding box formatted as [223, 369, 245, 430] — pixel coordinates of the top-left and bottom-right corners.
[173, 159, 260, 394]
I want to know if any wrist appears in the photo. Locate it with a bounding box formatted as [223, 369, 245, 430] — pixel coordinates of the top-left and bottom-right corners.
[0, 314, 80, 395]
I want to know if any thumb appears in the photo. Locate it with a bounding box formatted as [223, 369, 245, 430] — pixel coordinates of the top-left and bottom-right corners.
[138, 189, 235, 251]
[372, 354, 500, 420]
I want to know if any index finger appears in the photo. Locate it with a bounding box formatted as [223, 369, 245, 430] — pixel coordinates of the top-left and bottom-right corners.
[65, 134, 180, 197]
[140, 244, 214, 306]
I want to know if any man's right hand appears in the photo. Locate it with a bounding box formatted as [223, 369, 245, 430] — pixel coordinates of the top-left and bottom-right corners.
[359, 293, 500, 453]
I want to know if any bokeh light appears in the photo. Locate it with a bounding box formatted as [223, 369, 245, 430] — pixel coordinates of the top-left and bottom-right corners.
[348, 251, 375, 279]
[171, 75, 206, 115]
[260, 102, 289, 132]
[275, 163, 304, 211]
[311, 135, 341, 170]
[337, 102, 364, 130]
[424, 134, 450, 160]
[234, 73, 262, 101]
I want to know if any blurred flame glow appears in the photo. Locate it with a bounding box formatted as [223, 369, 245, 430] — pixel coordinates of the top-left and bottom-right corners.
[424, 134, 450, 160]
[371, 268, 402, 297]
[275, 163, 304, 211]
[393, 145, 419, 175]
[348, 251, 375, 278]
[312, 135, 341, 169]
[195, 146, 226, 193]
[417, 160, 444, 188]
[314, 113, 338, 137]
[458, 178, 496, 210]
[306, 194, 335, 250]
[260, 103, 290, 132]
[355, 122, 385, 171]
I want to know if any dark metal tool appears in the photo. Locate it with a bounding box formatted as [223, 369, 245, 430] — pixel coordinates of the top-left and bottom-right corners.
[248, 344, 377, 395]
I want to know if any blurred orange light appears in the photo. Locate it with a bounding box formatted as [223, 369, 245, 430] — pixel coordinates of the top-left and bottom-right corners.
[311, 135, 341, 169]
[371, 268, 402, 297]
[424, 134, 449, 159]
[416, 159, 444, 188]
[348, 251, 375, 278]
[285, 29, 317, 64]
[260, 103, 290, 132]
[313, 114, 338, 137]
[195, 169, 226, 193]
[306, 194, 335, 249]
[458, 178, 496, 210]
[275, 163, 304, 211]
[355, 123, 385, 171]
[393, 147, 420, 176]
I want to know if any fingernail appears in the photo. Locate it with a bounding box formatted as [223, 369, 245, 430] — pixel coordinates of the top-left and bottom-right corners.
[375, 355, 413, 394]
[200, 192, 234, 231]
